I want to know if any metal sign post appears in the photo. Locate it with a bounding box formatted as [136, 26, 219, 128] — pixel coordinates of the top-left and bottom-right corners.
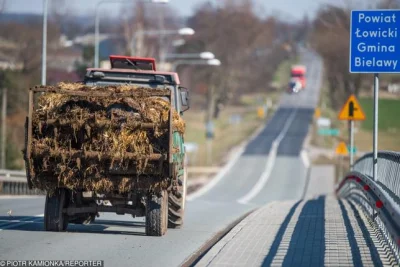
[339, 155, 343, 182]
[336, 141, 349, 181]
[206, 139, 213, 166]
[373, 73, 379, 181]
[205, 120, 215, 166]
[350, 120, 354, 170]
[338, 95, 365, 170]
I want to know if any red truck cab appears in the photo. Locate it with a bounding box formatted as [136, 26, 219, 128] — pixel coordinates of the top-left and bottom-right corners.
[290, 65, 306, 90]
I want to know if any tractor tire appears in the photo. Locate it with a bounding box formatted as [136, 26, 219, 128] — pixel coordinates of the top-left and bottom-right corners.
[168, 170, 187, 229]
[145, 190, 168, 236]
[44, 188, 69, 232]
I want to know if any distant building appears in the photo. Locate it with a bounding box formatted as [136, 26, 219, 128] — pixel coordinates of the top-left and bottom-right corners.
[98, 37, 126, 60]
[73, 33, 117, 46]
[47, 47, 83, 73]
[0, 52, 22, 70]
[0, 37, 22, 70]
[72, 33, 126, 61]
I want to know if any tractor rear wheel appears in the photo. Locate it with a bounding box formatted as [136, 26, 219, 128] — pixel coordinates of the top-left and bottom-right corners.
[168, 170, 187, 229]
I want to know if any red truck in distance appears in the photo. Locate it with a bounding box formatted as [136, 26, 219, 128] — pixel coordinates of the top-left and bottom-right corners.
[287, 65, 307, 94]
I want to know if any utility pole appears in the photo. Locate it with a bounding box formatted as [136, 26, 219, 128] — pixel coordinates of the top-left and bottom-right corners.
[158, 6, 165, 68]
[41, 0, 48, 85]
[1, 88, 7, 169]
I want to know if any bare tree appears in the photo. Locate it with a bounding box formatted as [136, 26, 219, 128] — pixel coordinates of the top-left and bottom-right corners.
[50, 0, 68, 19]
[182, 1, 292, 120]
[311, 4, 367, 109]
[0, 20, 61, 164]
[378, 0, 400, 8]
[0, 0, 6, 14]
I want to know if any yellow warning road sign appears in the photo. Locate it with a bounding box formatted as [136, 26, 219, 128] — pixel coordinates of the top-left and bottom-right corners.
[314, 107, 321, 118]
[338, 94, 366, 121]
[336, 141, 349, 156]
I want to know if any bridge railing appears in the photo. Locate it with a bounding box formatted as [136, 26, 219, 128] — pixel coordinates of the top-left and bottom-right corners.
[354, 152, 400, 202]
[337, 151, 400, 263]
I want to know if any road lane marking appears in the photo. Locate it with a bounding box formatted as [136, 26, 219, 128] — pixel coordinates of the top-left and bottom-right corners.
[237, 109, 298, 204]
[187, 56, 318, 203]
[0, 214, 43, 231]
[300, 150, 310, 168]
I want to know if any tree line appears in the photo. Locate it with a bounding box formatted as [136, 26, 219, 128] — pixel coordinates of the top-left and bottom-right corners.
[0, 0, 300, 169]
[311, 0, 400, 109]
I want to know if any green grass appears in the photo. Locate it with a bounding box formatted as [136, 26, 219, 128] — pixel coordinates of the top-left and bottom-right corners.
[359, 98, 400, 132]
[184, 104, 271, 167]
[311, 87, 400, 152]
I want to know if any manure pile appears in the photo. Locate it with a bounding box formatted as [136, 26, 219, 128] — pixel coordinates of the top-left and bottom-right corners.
[27, 82, 185, 194]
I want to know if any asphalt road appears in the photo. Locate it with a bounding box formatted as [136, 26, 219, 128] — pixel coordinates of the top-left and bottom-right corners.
[0, 50, 322, 267]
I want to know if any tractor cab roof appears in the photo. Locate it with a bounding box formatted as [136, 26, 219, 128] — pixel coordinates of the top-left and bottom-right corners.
[86, 56, 180, 85]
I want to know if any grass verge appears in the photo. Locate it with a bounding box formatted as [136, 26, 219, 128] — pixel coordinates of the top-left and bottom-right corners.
[311, 92, 400, 152]
[184, 97, 276, 167]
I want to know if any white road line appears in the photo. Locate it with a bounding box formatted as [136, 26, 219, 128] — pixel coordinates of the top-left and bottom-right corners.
[300, 150, 310, 168]
[0, 214, 44, 231]
[237, 109, 298, 204]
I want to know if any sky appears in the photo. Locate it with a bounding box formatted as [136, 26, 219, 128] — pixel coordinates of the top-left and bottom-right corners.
[3, 0, 338, 20]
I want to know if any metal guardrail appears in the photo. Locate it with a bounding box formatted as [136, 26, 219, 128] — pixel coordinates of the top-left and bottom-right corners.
[0, 169, 44, 195]
[337, 151, 400, 263]
[0, 169, 26, 178]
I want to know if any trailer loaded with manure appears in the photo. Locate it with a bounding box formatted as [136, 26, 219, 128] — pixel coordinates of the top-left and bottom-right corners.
[23, 56, 189, 236]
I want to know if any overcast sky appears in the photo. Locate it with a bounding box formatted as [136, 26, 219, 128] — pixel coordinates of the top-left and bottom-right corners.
[3, 0, 339, 20]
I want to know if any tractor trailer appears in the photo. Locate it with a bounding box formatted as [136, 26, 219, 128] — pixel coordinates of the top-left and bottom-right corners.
[23, 56, 189, 236]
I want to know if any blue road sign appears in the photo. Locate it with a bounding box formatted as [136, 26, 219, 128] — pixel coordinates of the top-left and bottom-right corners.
[350, 10, 400, 73]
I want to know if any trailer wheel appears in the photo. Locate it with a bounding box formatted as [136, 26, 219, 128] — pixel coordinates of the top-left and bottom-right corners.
[44, 188, 69, 232]
[168, 170, 187, 229]
[145, 190, 168, 236]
